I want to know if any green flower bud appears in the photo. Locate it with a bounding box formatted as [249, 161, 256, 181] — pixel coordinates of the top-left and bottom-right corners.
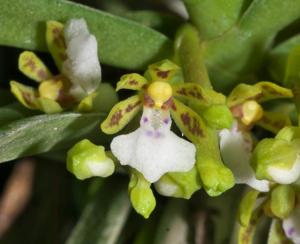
[251, 138, 300, 184]
[202, 104, 233, 129]
[67, 139, 115, 180]
[129, 171, 156, 219]
[154, 167, 201, 199]
[270, 185, 295, 219]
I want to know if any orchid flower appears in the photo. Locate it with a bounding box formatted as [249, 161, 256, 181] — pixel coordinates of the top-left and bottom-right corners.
[10, 18, 105, 113]
[218, 81, 294, 192]
[101, 61, 199, 183]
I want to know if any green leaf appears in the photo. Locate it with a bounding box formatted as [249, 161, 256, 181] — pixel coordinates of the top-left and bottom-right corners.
[0, 0, 172, 70]
[66, 177, 131, 244]
[152, 199, 189, 244]
[0, 112, 105, 163]
[268, 34, 300, 81]
[183, 0, 245, 40]
[0, 103, 33, 127]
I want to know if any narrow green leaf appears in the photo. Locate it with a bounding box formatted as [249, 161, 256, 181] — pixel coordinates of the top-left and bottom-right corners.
[0, 112, 105, 163]
[0, 0, 172, 69]
[66, 178, 131, 244]
[152, 199, 189, 244]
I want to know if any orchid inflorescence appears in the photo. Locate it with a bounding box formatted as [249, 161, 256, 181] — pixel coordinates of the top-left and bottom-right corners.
[8, 17, 300, 243]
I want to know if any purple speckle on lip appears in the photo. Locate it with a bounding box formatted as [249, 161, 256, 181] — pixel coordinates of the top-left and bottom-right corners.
[163, 118, 169, 124]
[146, 130, 153, 137]
[143, 117, 148, 123]
[288, 227, 295, 237]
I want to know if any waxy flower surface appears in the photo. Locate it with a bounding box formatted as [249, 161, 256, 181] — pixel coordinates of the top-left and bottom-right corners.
[10, 18, 102, 113]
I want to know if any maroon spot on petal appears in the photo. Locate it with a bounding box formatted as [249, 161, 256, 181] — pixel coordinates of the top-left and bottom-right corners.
[125, 101, 141, 112]
[128, 80, 138, 86]
[143, 93, 155, 108]
[24, 58, 36, 72]
[109, 110, 123, 126]
[156, 69, 170, 79]
[37, 69, 48, 80]
[23, 92, 35, 106]
[181, 112, 204, 137]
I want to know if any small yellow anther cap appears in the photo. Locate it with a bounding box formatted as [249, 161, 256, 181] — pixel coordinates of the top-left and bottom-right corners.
[39, 80, 63, 101]
[147, 81, 172, 107]
[241, 100, 263, 125]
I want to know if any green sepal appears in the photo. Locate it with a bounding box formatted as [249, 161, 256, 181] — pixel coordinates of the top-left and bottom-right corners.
[196, 128, 235, 196]
[201, 104, 233, 129]
[77, 83, 118, 113]
[251, 138, 298, 181]
[18, 51, 52, 82]
[270, 185, 295, 219]
[116, 73, 148, 91]
[154, 166, 201, 199]
[101, 95, 142, 134]
[238, 190, 260, 226]
[172, 83, 225, 107]
[36, 97, 63, 114]
[170, 98, 207, 144]
[145, 59, 183, 85]
[46, 20, 66, 71]
[129, 170, 156, 219]
[10, 80, 39, 110]
[227, 82, 293, 108]
[257, 111, 291, 134]
[67, 139, 115, 180]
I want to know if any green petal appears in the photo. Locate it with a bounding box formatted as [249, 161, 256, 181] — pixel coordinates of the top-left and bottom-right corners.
[238, 190, 260, 226]
[254, 82, 293, 103]
[101, 95, 142, 134]
[257, 111, 291, 134]
[116, 73, 148, 91]
[129, 170, 156, 219]
[46, 20, 66, 71]
[77, 83, 118, 113]
[36, 97, 63, 114]
[146, 59, 183, 85]
[67, 139, 115, 180]
[270, 185, 295, 219]
[276, 126, 300, 142]
[227, 83, 261, 108]
[10, 80, 39, 109]
[155, 166, 201, 199]
[18, 51, 52, 82]
[227, 82, 293, 108]
[172, 83, 225, 106]
[170, 98, 207, 143]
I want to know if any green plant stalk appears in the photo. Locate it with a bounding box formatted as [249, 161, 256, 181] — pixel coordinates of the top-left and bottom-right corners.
[175, 24, 211, 89]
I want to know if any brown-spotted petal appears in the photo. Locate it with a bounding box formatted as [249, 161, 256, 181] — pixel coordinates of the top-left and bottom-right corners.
[10, 80, 39, 109]
[172, 83, 225, 106]
[116, 73, 148, 91]
[18, 51, 52, 82]
[254, 81, 293, 103]
[101, 95, 142, 134]
[257, 111, 291, 134]
[170, 98, 206, 144]
[46, 20, 67, 71]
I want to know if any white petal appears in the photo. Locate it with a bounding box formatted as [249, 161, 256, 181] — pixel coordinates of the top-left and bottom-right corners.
[219, 124, 269, 192]
[268, 154, 300, 184]
[283, 206, 300, 244]
[111, 107, 196, 183]
[63, 18, 101, 100]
